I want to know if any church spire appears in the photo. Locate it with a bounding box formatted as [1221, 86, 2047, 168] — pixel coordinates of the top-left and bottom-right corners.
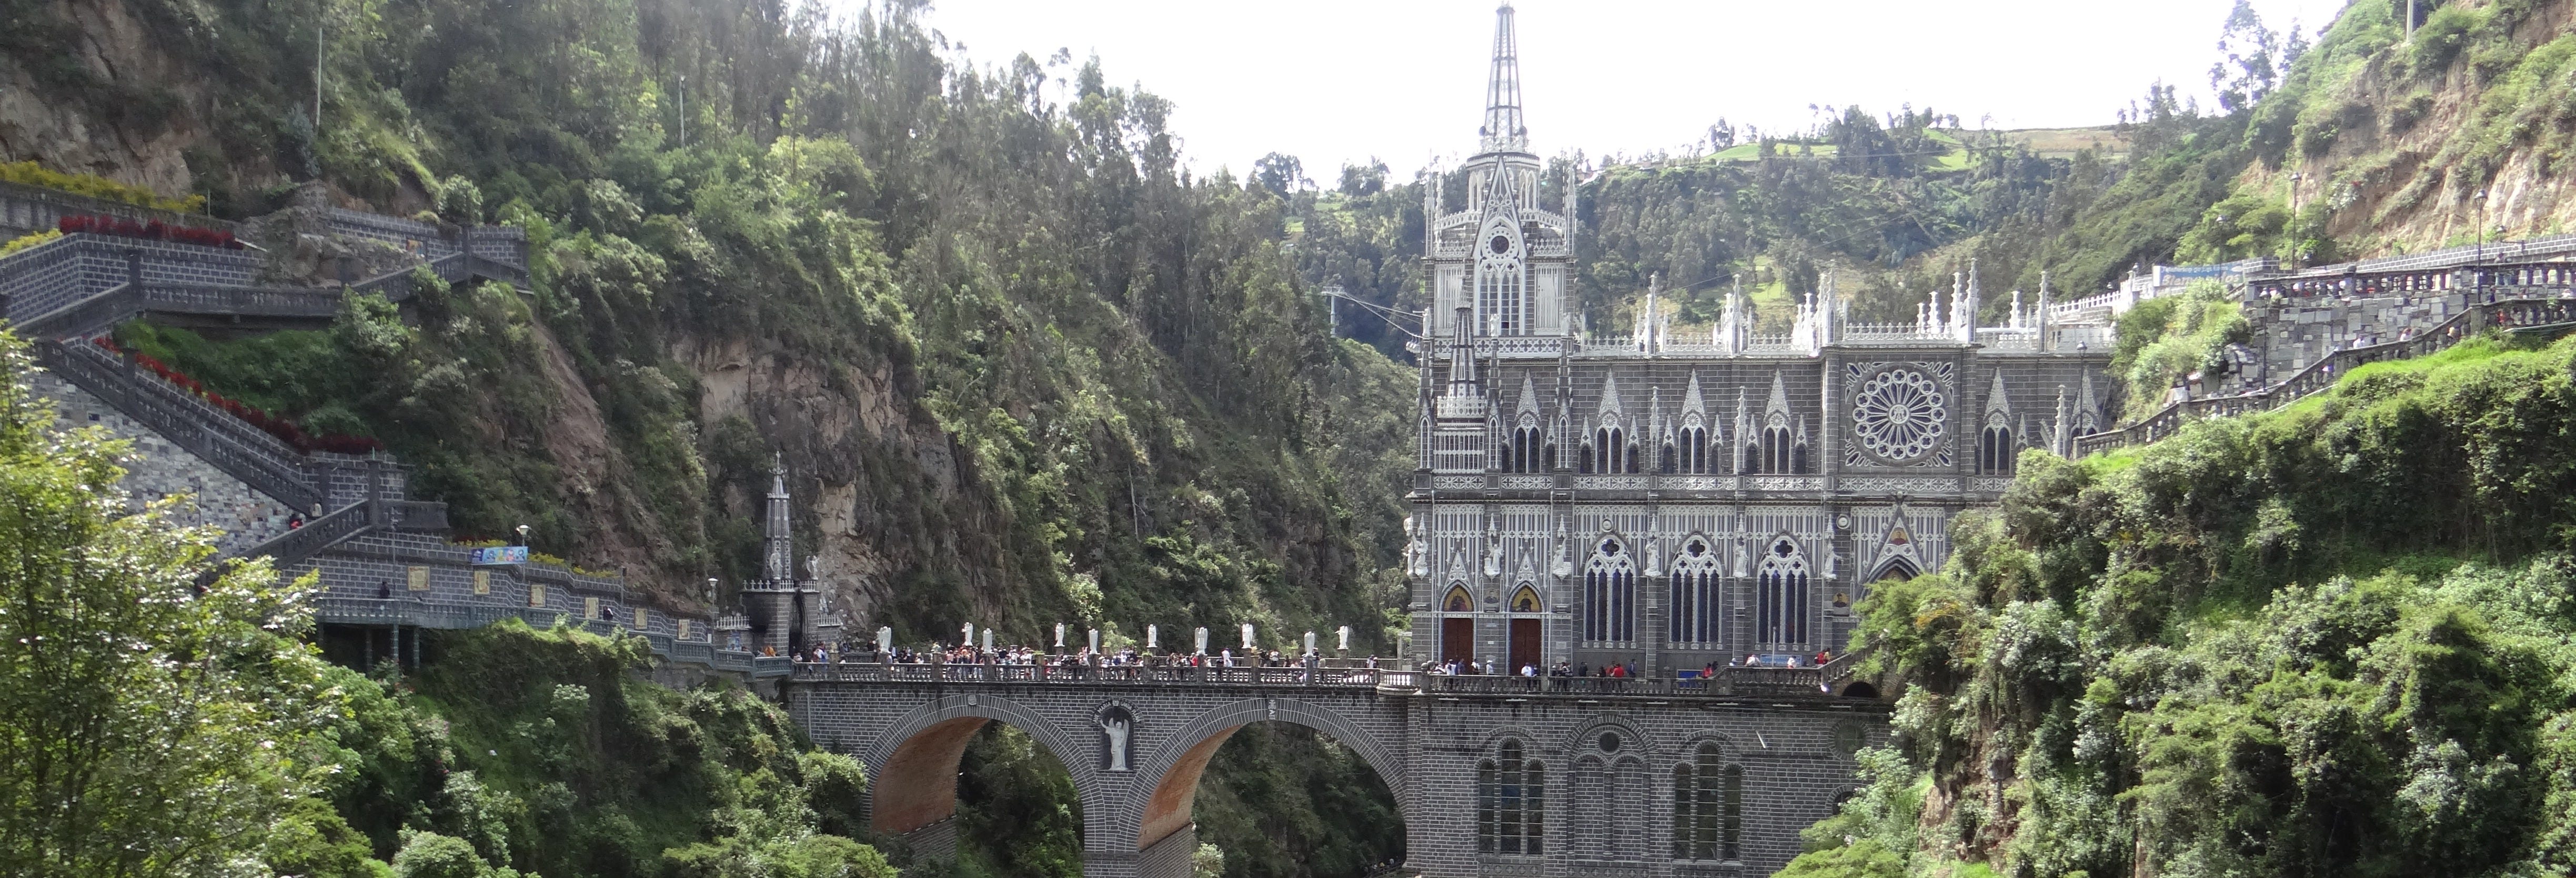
[763, 453, 795, 584]
[1479, 3, 1528, 155]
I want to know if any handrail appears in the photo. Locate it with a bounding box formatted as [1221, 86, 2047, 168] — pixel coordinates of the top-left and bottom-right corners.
[784, 659, 1875, 699]
[2076, 296, 2576, 456]
[39, 339, 324, 509]
[222, 501, 374, 571]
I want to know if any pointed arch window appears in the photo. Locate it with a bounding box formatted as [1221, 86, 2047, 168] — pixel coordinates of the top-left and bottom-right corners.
[1760, 423, 1795, 474]
[1979, 422, 2015, 473]
[1593, 427, 1627, 475]
[1478, 740, 1546, 854]
[1755, 536, 1810, 648]
[1583, 538, 1635, 643]
[1667, 537, 1722, 646]
[1671, 743, 1741, 862]
[1509, 421, 1544, 473]
[1510, 584, 1543, 613]
[1477, 240, 1526, 336]
[1679, 425, 1710, 473]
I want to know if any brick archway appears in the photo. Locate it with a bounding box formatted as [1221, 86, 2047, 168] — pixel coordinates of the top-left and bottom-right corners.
[1126, 698, 1408, 853]
[860, 695, 1104, 840]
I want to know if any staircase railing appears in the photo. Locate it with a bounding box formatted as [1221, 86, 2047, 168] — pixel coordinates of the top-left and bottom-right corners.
[38, 339, 324, 510]
[2076, 296, 2576, 456]
[233, 501, 375, 569]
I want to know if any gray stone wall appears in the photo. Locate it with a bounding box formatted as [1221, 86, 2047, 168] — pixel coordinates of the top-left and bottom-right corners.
[2245, 293, 2473, 381]
[34, 371, 290, 555]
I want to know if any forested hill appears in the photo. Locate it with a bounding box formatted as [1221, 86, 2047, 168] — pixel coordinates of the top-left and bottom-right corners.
[1, 0, 1416, 652]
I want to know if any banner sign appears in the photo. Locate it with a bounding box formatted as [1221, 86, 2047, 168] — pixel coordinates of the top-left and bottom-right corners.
[470, 546, 530, 566]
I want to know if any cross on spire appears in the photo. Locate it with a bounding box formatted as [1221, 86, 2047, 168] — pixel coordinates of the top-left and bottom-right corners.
[1480, 3, 1528, 154]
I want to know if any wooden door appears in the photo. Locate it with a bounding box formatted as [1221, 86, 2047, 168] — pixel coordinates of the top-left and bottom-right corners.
[1508, 618, 1541, 673]
[1442, 617, 1475, 664]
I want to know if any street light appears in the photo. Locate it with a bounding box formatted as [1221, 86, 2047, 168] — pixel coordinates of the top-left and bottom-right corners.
[515, 523, 530, 544]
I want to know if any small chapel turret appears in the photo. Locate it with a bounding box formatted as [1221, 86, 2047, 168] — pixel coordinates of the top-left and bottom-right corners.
[739, 455, 826, 656]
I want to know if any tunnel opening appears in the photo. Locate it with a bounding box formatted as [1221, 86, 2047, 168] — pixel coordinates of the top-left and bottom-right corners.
[1144, 722, 1405, 878]
[873, 719, 1083, 878]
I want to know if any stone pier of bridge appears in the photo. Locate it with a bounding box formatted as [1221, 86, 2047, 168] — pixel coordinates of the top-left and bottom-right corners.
[787, 663, 1888, 878]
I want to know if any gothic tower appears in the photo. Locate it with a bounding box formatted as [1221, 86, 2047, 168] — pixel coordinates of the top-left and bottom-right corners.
[740, 455, 821, 655]
[1428, 3, 1574, 339]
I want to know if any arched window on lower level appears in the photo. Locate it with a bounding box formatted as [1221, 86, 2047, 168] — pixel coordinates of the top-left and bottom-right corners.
[1478, 740, 1545, 854]
[1671, 743, 1741, 861]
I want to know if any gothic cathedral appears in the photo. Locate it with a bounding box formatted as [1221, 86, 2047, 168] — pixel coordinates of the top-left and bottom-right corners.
[1402, 4, 2112, 675]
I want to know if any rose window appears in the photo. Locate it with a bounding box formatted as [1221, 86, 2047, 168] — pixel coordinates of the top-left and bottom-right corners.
[1852, 368, 1947, 462]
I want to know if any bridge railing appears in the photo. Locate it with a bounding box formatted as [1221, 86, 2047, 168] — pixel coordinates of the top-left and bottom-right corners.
[791, 660, 1866, 697]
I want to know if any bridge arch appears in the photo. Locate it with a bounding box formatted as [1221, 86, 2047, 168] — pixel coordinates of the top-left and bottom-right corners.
[859, 694, 1103, 840]
[1127, 697, 1407, 853]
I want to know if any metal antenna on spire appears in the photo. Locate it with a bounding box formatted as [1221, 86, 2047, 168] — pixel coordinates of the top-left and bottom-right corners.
[1481, 3, 1527, 154]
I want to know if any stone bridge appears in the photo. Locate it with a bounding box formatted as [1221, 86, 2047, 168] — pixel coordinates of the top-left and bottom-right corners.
[788, 663, 1889, 878]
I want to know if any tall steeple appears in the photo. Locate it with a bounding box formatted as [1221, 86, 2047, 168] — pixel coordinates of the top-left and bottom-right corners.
[1480, 3, 1528, 155]
[763, 453, 795, 584]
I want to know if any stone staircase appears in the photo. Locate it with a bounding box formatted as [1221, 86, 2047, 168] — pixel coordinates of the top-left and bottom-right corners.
[0, 202, 763, 678]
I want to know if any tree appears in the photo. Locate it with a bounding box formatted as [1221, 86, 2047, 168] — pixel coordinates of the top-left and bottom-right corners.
[1337, 159, 1388, 196]
[1254, 152, 1310, 196]
[2209, 0, 2300, 114]
[0, 331, 341, 876]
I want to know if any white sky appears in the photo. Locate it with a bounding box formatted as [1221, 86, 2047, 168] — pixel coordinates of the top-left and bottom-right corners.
[894, 0, 2353, 178]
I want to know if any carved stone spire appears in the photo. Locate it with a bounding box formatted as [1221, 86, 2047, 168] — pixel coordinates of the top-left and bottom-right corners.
[764, 453, 794, 584]
[1479, 3, 1528, 155]
[1959, 259, 1982, 342]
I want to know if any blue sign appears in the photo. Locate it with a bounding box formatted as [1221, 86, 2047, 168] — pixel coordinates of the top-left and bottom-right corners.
[470, 546, 530, 566]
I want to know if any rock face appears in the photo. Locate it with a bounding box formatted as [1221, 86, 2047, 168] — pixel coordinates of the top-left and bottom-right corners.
[0, 0, 248, 198]
[237, 183, 426, 285]
[680, 334, 1000, 637]
[2263, 2, 2576, 251]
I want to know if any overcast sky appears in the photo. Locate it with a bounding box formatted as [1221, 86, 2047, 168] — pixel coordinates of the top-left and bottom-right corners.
[892, 0, 2353, 178]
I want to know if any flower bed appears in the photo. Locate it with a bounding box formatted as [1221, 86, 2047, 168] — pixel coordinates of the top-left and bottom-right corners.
[91, 337, 383, 454]
[58, 215, 242, 249]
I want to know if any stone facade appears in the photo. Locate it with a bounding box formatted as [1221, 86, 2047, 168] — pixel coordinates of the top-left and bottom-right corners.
[787, 673, 1888, 878]
[1399, 6, 2113, 678]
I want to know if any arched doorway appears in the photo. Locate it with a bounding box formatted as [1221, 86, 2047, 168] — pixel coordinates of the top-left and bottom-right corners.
[1132, 700, 1408, 877]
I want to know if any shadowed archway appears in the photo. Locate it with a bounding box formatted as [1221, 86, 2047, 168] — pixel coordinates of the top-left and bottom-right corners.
[1128, 698, 1409, 863]
[862, 695, 1103, 851]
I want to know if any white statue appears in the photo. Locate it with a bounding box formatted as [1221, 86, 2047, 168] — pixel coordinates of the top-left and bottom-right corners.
[1103, 713, 1132, 772]
[1644, 539, 1664, 578]
[1406, 534, 1429, 578]
[1482, 533, 1504, 578]
[1733, 541, 1750, 578]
